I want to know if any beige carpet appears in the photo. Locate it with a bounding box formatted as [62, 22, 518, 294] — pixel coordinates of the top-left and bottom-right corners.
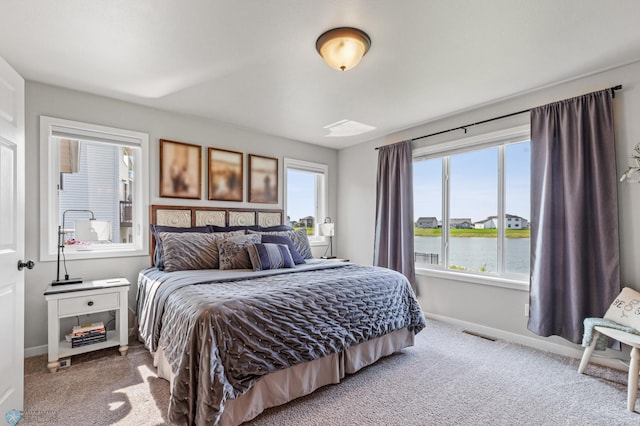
[23, 320, 640, 425]
[23, 339, 170, 425]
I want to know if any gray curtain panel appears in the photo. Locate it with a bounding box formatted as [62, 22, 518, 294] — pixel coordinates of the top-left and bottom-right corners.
[374, 140, 417, 293]
[528, 89, 620, 344]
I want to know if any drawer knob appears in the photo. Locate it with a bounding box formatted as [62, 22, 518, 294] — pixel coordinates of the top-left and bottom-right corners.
[87, 301, 94, 306]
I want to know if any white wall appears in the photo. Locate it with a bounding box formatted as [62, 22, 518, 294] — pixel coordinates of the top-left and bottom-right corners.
[25, 82, 338, 354]
[338, 61, 640, 357]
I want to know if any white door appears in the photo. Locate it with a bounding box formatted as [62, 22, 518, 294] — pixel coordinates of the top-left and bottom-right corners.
[0, 55, 25, 421]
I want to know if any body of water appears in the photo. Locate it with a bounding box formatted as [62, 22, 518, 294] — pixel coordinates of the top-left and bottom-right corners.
[414, 236, 530, 275]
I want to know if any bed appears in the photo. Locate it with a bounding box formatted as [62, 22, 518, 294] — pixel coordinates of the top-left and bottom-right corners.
[137, 205, 426, 425]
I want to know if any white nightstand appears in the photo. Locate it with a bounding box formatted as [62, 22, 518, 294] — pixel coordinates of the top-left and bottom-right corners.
[44, 278, 130, 373]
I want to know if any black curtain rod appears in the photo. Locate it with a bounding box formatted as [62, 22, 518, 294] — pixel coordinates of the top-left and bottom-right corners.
[375, 84, 622, 150]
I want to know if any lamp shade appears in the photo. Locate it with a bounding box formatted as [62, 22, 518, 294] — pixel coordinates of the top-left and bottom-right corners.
[316, 27, 371, 71]
[320, 222, 335, 237]
[75, 220, 111, 242]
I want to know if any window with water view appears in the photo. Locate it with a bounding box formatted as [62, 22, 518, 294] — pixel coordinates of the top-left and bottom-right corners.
[413, 133, 531, 279]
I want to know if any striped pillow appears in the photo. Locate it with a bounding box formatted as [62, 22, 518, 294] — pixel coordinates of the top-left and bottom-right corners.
[248, 229, 313, 259]
[247, 243, 295, 271]
[260, 234, 306, 264]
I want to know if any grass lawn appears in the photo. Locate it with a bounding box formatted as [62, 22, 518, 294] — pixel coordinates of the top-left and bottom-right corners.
[414, 227, 530, 238]
[294, 227, 315, 236]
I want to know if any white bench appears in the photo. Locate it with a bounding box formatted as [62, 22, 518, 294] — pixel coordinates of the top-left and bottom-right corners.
[578, 326, 640, 411]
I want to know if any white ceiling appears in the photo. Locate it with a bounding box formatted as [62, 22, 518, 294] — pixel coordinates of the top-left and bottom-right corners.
[2, 0, 640, 149]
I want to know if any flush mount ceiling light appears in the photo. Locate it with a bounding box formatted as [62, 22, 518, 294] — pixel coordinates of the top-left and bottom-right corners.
[316, 27, 371, 71]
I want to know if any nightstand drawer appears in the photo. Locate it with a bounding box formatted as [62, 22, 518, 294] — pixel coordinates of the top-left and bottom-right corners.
[58, 292, 119, 316]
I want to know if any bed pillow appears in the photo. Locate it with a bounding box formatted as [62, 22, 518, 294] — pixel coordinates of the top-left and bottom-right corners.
[159, 232, 217, 272]
[260, 234, 306, 264]
[210, 225, 260, 232]
[259, 225, 294, 232]
[157, 230, 244, 272]
[150, 225, 211, 270]
[247, 243, 295, 271]
[217, 234, 261, 270]
[248, 229, 313, 259]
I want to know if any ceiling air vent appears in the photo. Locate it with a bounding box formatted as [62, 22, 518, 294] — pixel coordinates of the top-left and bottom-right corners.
[323, 119, 375, 137]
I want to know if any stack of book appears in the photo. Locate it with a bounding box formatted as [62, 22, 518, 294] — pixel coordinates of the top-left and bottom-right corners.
[70, 321, 106, 348]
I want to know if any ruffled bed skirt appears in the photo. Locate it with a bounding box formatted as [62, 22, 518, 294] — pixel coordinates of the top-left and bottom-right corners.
[153, 328, 415, 425]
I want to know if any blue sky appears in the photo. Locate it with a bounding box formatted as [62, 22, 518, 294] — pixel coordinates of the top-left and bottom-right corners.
[413, 141, 530, 222]
[286, 141, 531, 224]
[286, 169, 315, 221]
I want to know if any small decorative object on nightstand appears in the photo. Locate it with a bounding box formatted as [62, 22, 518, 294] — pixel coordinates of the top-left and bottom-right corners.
[44, 278, 130, 373]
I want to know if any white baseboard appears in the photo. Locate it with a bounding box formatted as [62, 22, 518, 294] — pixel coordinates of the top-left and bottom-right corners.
[425, 312, 630, 372]
[25, 344, 48, 358]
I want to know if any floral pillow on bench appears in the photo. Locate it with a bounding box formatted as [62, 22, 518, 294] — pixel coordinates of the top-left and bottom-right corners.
[603, 287, 640, 330]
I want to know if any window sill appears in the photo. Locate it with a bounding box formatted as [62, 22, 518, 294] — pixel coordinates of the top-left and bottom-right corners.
[41, 246, 148, 262]
[416, 267, 529, 291]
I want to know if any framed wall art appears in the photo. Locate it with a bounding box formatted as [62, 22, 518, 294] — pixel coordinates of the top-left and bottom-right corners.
[159, 139, 202, 199]
[248, 154, 278, 204]
[208, 147, 243, 201]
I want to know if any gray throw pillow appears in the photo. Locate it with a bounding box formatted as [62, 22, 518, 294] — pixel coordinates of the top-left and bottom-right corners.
[159, 230, 244, 272]
[151, 225, 210, 270]
[217, 234, 261, 270]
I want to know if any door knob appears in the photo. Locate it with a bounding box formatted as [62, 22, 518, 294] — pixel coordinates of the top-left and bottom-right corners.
[17, 259, 35, 271]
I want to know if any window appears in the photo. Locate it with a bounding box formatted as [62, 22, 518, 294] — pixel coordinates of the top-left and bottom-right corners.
[40, 116, 149, 260]
[413, 125, 530, 281]
[284, 158, 328, 244]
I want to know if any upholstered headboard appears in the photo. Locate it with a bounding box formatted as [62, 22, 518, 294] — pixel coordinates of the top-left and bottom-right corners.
[149, 205, 284, 265]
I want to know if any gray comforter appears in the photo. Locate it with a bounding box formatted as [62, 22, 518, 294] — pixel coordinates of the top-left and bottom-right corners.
[137, 260, 425, 425]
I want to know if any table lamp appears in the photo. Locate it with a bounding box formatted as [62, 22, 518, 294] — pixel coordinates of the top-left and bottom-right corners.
[52, 209, 111, 285]
[320, 217, 336, 259]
